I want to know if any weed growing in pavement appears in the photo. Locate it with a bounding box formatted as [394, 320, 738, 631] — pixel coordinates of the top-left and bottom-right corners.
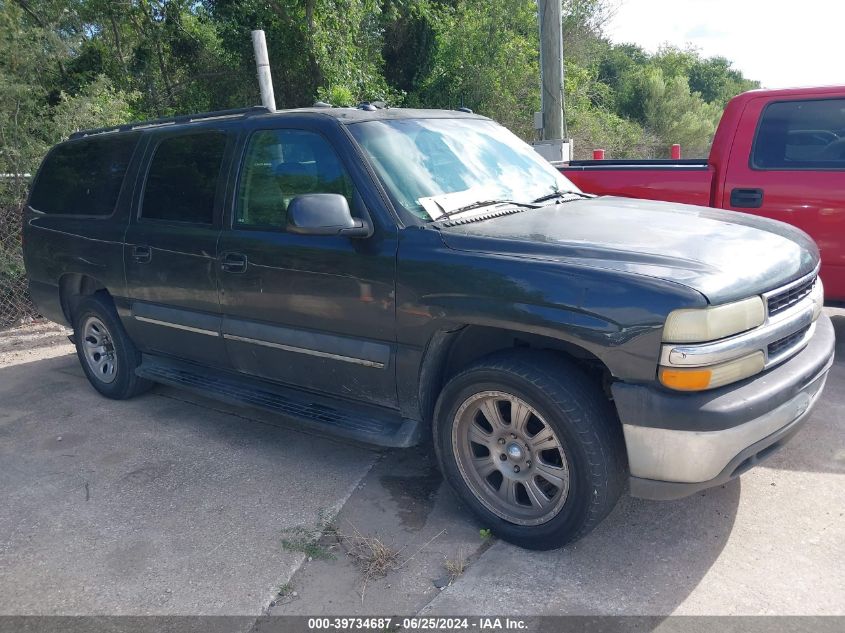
[280, 525, 335, 560]
[276, 582, 294, 596]
[444, 548, 466, 582]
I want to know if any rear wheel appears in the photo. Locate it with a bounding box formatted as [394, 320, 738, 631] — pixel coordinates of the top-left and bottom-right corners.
[73, 294, 152, 399]
[434, 351, 626, 550]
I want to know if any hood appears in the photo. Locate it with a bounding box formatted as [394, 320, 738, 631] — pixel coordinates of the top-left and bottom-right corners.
[438, 196, 819, 304]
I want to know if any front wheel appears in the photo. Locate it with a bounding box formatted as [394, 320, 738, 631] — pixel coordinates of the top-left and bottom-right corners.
[433, 351, 626, 550]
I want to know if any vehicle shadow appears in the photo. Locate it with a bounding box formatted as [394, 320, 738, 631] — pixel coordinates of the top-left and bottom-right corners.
[31, 352, 388, 453]
[0, 351, 737, 617]
[423, 459, 741, 615]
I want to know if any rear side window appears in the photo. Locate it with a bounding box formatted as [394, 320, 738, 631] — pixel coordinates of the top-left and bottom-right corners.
[752, 98, 845, 169]
[141, 132, 227, 224]
[29, 134, 139, 215]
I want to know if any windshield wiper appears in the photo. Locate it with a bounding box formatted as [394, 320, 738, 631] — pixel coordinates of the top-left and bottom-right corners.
[531, 190, 592, 204]
[434, 199, 539, 221]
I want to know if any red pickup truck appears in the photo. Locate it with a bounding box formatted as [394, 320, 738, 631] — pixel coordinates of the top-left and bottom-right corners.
[560, 85, 845, 300]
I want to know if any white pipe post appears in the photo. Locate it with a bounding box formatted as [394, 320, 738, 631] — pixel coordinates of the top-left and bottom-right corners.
[251, 29, 277, 112]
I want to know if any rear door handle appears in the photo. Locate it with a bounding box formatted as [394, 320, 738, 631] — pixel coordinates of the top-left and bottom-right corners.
[730, 188, 764, 209]
[220, 252, 248, 274]
[131, 245, 152, 264]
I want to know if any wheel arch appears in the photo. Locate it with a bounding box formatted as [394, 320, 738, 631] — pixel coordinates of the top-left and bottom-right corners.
[59, 273, 111, 323]
[417, 324, 615, 425]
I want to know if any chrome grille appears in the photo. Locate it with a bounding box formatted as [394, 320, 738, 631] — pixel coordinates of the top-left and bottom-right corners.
[767, 276, 816, 316]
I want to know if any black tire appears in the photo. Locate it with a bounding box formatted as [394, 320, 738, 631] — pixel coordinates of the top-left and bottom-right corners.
[72, 293, 152, 400]
[433, 350, 626, 550]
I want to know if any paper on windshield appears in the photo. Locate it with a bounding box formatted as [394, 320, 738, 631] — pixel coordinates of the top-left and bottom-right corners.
[417, 186, 497, 220]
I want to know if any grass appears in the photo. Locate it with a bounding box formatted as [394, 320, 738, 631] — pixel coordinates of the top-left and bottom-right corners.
[444, 548, 466, 582]
[332, 521, 406, 603]
[279, 515, 404, 603]
[340, 524, 401, 581]
[280, 513, 454, 604]
[276, 582, 294, 597]
[279, 508, 341, 560]
[280, 525, 336, 560]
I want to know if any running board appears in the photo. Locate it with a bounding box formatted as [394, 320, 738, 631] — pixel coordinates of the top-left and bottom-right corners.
[135, 355, 421, 448]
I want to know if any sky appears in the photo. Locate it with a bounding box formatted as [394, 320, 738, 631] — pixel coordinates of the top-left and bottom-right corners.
[603, 0, 845, 89]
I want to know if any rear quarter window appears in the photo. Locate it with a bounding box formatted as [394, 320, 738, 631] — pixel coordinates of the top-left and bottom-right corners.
[29, 134, 140, 215]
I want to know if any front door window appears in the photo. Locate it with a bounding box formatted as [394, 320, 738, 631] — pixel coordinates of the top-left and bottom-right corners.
[235, 129, 354, 230]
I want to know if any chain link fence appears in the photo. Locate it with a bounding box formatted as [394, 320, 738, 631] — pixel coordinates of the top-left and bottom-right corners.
[0, 201, 37, 329]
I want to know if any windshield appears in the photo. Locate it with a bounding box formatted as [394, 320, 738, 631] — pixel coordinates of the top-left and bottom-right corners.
[347, 117, 580, 220]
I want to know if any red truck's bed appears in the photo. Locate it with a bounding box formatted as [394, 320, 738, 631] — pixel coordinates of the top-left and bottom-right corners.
[562, 159, 714, 207]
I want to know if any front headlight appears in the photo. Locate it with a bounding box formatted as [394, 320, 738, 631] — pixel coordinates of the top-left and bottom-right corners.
[663, 296, 766, 343]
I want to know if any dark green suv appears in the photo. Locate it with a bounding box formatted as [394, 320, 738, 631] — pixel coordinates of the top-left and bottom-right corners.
[23, 105, 834, 549]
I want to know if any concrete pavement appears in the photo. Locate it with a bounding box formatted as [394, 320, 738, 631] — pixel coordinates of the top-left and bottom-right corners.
[0, 350, 379, 615]
[0, 313, 842, 617]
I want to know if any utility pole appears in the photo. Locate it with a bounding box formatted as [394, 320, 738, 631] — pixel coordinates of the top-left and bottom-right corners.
[252, 29, 277, 112]
[533, 0, 570, 162]
[537, 0, 565, 141]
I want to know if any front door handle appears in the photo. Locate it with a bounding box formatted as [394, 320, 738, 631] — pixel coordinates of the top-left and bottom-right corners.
[730, 188, 764, 209]
[131, 245, 152, 264]
[220, 252, 248, 274]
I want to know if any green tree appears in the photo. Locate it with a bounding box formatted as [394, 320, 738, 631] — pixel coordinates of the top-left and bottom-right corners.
[689, 55, 759, 106]
[1, 0, 763, 168]
[413, 0, 540, 138]
[0, 0, 768, 323]
[0, 2, 134, 289]
[640, 67, 722, 157]
[563, 59, 649, 158]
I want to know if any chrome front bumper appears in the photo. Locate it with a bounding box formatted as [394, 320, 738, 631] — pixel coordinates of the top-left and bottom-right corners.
[612, 312, 835, 500]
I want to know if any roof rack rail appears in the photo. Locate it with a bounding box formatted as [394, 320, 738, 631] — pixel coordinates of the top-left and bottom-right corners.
[69, 105, 271, 139]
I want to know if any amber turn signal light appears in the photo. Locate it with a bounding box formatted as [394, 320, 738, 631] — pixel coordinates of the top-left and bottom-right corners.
[659, 367, 712, 391]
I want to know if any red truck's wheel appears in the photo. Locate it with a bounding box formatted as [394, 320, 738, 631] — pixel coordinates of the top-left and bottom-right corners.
[433, 350, 626, 550]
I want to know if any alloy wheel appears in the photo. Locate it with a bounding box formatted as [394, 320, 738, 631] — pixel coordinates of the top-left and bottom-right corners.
[452, 390, 570, 525]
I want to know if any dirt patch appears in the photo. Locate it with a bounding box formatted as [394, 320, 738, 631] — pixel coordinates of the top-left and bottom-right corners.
[0, 320, 73, 367]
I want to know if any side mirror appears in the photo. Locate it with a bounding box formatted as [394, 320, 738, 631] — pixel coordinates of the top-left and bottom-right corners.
[286, 193, 372, 238]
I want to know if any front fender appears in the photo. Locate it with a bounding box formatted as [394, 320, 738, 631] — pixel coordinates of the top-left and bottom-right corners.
[395, 227, 705, 418]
